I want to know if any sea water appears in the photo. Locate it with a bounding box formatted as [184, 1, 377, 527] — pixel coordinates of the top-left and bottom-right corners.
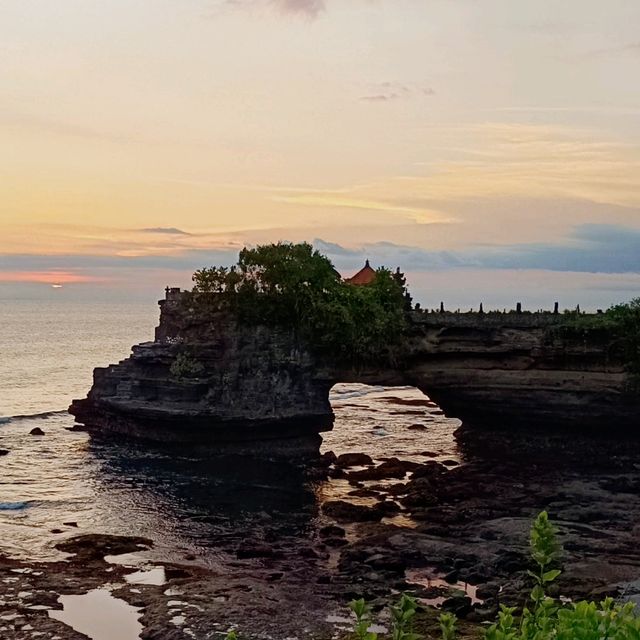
[0, 298, 461, 563]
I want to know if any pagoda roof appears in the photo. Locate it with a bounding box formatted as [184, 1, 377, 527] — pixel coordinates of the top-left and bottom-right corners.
[345, 260, 377, 285]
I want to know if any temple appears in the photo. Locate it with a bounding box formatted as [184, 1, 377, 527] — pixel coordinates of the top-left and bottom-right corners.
[345, 260, 377, 285]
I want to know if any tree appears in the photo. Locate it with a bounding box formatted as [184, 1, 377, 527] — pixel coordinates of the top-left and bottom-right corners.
[189, 242, 411, 365]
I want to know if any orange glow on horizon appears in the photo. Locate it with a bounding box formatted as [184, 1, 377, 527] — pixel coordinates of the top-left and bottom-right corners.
[0, 271, 108, 285]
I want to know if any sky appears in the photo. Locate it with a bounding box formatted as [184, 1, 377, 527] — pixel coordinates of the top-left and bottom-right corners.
[2, 0, 640, 309]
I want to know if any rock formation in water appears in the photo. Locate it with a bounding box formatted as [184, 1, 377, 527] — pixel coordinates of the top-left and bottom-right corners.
[69, 289, 640, 454]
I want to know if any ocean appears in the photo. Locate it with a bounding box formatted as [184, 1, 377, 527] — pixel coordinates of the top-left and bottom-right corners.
[0, 299, 461, 561]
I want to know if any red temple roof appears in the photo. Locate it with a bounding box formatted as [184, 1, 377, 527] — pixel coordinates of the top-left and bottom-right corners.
[345, 260, 377, 285]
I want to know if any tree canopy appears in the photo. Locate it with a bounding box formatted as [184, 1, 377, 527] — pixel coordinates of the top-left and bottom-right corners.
[190, 242, 411, 364]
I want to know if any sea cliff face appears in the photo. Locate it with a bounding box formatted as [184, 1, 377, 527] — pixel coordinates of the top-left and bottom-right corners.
[69, 294, 640, 454]
[70, 297, 333, 455]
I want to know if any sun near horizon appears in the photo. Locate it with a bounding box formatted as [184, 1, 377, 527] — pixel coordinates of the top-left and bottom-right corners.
[1, 1, 640, 309]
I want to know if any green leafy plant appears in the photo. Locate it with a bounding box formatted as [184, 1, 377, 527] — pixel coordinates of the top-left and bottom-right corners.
[349, 598, 378, 640]
[439, 612, 457, 640]
[169, 353, 205, 380]
[527, 510, 562, 607]
[390, 593, 421, 640]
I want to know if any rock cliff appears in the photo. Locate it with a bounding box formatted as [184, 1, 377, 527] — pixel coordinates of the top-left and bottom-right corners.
[69, 292, 640, 455]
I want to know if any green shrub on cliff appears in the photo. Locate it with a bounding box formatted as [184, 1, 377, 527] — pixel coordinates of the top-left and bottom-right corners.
[559, 298, 640, 384]
[170, 353, 205, 380]
[190, 242, 409, 365]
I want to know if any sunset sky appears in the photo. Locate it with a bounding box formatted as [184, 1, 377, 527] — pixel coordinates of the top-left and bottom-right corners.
[2, 0, 640, 308]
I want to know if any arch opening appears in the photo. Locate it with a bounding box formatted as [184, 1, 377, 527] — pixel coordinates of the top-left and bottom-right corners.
[322, 383, 462, 468]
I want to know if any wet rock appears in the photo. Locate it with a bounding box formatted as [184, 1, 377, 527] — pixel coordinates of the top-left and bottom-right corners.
[267, 572, 284, 582]
[495, 550, 527, 573]
[320, 450, 338, 465]
[348, 458, 417, 481]
[400, 477, 440, 509]
[441, 595, 473, 617]
[589, 584, 621, 599]
[364, 551, 407, 573]
[443, 570, 459, 584]
[236, 541, 278, 559]
[324, 537, 349, 548]
[322, 500, 384, 523]
[377, 501, 402, 515]
[305, 465, 329, 481]
[468, 604, 499, 622]
[370, 482, 407, 496]
[55, 533, 153, 561]
[164, 566, 194, 581]
[336, 453, 374, 467]
[319, 525, 346, 539]
[475, 583, 500, 601]
[411, 461, 448, 480]
[29, 427, 45, 436]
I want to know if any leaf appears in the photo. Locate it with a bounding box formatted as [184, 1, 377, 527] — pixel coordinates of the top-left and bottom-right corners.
[543, 569, 561, 583]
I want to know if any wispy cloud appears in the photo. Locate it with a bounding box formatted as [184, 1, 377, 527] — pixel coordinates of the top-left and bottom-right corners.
[140, 227, 191, 236]
[212, 0, 325, 18]
[584, 41, 640, 58]
[360, 82, 435, 103]
[274, 0, 325, 17]
[313, 223, 640, 275]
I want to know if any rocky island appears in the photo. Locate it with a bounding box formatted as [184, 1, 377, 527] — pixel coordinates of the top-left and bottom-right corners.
[70, 242, 640, 454]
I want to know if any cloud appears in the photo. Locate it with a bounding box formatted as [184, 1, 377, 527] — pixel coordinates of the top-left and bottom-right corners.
[312, 223, 640, 275]
[139, 227, 191, 236]
[312, 238, 358, 256]
[359, 82, 435, 103]
[214, 0, 325, 18]
[585, 42, 640, 57]
[274, 0, 325, 17]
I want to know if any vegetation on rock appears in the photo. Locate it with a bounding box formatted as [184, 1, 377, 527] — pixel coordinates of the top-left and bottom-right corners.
[189, 242, 411, 364]
[169, 353, 205, 380]
[559, 298, 640, 383]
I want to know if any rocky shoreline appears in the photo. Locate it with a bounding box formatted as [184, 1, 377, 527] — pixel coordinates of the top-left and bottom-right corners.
[3, 420, 640, 639]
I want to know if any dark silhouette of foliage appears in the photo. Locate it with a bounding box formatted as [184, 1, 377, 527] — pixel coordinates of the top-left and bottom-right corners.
[190, 242, 410, 364]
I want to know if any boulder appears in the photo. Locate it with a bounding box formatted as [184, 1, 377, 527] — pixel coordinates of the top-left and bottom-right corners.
[322, 500, 384, 523]
[336, 453, 374, 467]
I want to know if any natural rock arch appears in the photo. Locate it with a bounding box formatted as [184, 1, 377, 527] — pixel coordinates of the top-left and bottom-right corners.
[70, 292, 640, 456]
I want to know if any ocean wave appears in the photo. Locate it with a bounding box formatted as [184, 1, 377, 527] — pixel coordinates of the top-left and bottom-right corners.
[0, 409, 68, 424]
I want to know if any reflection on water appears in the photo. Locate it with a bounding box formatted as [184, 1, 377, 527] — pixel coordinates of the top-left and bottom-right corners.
[49, 589, 143, 640]
[0, 384, 461, 564]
